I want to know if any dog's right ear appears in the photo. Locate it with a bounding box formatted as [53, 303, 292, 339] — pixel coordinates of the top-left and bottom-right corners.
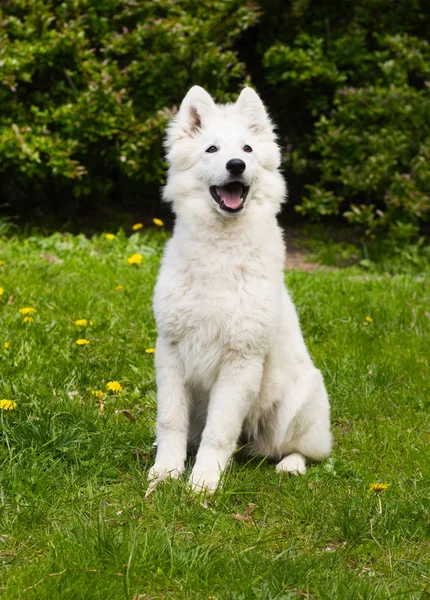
[171, 86, 217, 141]
[179, 86, 216, 134]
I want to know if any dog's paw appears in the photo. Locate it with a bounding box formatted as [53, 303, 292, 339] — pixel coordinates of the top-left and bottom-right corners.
[276, 453, 307, 476]
[189, 467, 220, 495]
[148, 463, 184, 482]
[145, 464, 184, 497]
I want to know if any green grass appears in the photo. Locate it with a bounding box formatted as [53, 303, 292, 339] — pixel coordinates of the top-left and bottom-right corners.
[286, 223, 430, 274]
[0, 227, 429, 599]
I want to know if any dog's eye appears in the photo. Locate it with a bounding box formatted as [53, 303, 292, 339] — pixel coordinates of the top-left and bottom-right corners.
[206, 146, 218, 153]
[243, 145, 253, 153]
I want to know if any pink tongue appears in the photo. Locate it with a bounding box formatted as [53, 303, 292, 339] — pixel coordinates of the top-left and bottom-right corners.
[220, 187, 242, 209]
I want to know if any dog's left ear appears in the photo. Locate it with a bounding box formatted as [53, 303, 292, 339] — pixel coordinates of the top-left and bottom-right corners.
[236, 87, 273, 134]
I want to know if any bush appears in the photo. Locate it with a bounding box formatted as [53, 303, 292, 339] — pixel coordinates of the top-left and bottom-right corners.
[1, 0, 429, 237]
[262, 0, 430, 236]
[0, 0, 258, 219]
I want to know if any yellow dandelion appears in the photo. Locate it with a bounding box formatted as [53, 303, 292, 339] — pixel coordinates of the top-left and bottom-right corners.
[0, 399, 17, 410]
[105, 233, 116, 240]
[75, 319, 88, 327]
[365, 316, 373, 323]
[106, 380, 122, 392]
[19, 307, 37, 315]
[368, 483, 389, 493]
[145, 348, 155, 354]
[132, 223, 143, 231]
[4, 342, 10, 349]
[0, 287, 4, 295]
[127, 253, 143, 265]
[23, 316, 34, 323]
[76, 338, 90, 346]
[91, 390, 104, 399]
[153, 218, 164, 227]
[115, 285, 124, 291]
[0, 261, 5, 266]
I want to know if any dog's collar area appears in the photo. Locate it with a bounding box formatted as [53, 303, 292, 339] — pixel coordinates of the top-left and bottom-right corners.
[209, 182, 249, 213]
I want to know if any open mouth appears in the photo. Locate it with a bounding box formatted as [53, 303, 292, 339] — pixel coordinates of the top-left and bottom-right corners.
[209, 182, 249, 213]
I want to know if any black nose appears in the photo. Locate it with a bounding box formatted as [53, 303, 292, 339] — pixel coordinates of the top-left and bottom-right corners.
[226, 158, 246, 175]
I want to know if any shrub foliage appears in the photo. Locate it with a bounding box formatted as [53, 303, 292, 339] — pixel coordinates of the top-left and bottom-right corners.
[261, 0, 430, 236]
[0, 0, 429, 235]
[0, 0, 258, 217]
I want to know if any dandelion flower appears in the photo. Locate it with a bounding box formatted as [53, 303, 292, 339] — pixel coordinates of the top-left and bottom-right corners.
[0, 287, 4, 295]
[19, 307, 37, 315]
[145, 348, 155, 354]
[76, 338, 90, 346]
[106, 380, 122, 392]
[91, 390, 104, 399]
[105, 233, 116, 240]
[0, 399, 17, 410]
[153, 218, 164, 227]
[23, 316, 34, 323]
[132, 223, 143, 231]
[4, 342, 10, 349]
[0, 261, 5, 266]
[75, 319, 89, 327]
[115, 285, 124, 291]
[365, 316, 373, 323]
[127, 253, 143, 265]
[368, 483, 389, 493]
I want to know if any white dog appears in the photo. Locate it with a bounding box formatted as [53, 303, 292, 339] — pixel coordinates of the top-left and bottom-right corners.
[149, 86, 332, 493]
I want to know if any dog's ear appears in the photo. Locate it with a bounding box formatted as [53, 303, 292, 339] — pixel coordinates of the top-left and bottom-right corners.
[236, 87, 273, 134]
[177, 86, 217, 136]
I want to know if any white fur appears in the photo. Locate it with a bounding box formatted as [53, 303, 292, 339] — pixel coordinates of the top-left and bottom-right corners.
[149, 86, 332, 493]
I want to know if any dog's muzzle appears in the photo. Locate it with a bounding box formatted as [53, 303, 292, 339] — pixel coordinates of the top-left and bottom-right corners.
[209, 182, 249, 213]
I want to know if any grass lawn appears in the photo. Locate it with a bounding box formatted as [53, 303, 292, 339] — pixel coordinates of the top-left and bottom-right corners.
[0, 226, 428, 599]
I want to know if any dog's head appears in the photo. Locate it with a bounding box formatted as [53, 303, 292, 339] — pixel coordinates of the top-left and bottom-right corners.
[163, 86, 286, 220]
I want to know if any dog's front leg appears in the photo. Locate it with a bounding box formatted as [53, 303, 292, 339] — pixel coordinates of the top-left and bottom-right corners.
[148, 336, 189, 484]
[190, 356, 263, 493]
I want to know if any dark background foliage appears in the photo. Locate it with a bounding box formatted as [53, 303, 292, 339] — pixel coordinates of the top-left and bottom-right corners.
[0, 0, 429, 236]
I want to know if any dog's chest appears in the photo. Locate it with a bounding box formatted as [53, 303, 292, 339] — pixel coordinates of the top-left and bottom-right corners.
[155, 255, 276, 385]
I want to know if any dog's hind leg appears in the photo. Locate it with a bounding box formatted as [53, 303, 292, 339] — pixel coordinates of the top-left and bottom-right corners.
[275, 368, 332, 475]
[276, 453, 306, 475]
